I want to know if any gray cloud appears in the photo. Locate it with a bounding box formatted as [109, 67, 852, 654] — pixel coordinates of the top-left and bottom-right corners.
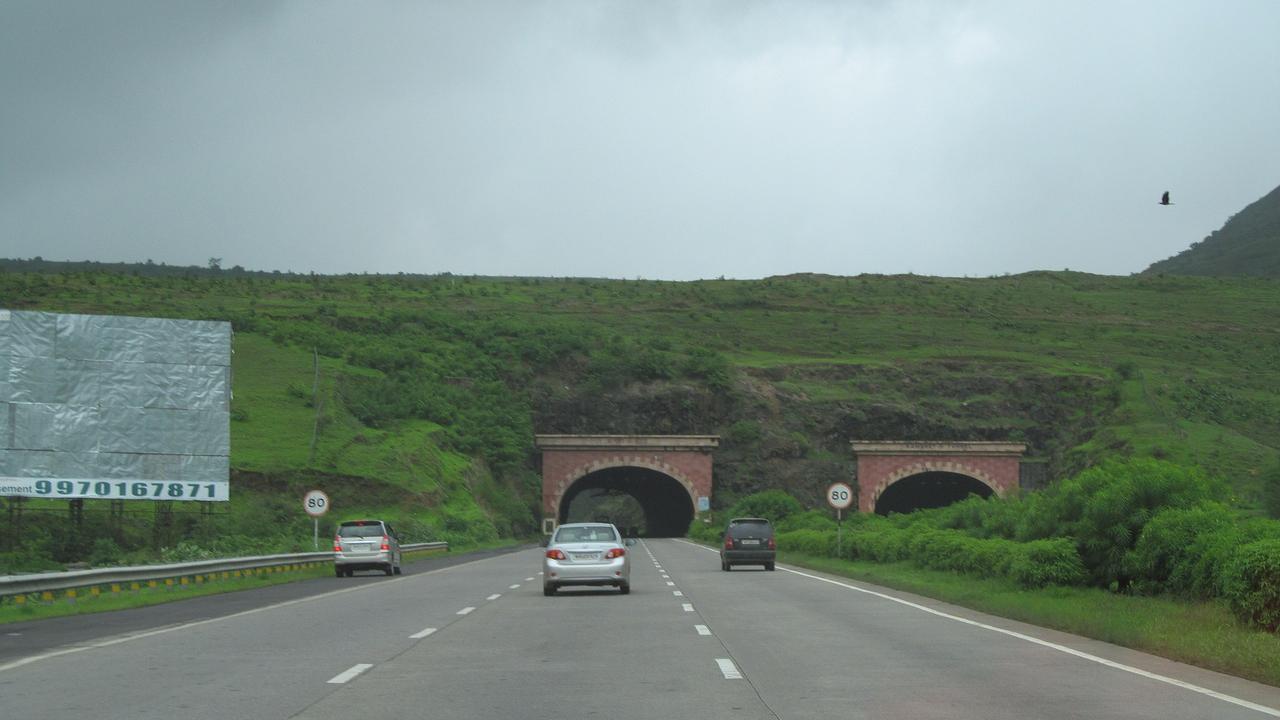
[2, 1, 1278, 278]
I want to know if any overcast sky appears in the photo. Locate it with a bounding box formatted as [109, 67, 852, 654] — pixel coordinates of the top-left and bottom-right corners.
[2, 1, 1278, 279]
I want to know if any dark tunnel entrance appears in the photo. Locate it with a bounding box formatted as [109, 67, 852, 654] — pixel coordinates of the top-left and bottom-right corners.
[558, 466, 695, 537]
[874, 471, 994, 515]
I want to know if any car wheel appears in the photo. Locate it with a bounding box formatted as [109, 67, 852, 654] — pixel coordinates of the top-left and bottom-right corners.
[721, 560, 730, 571]
[393, 565, 402, 575]
[765, 562, 775, 571]
[334, 567, 343, 578]
[384, 564, 394, 576]
[619, 582, 630, 595]
[543, 584, 556, 597]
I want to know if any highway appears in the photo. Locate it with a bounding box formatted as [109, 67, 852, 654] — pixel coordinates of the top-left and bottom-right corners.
[2, 540, 1279, 719]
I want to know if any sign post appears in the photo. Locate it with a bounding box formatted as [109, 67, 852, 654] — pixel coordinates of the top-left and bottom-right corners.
[827, 482, 854, 558]
[303, 489, 330, 550]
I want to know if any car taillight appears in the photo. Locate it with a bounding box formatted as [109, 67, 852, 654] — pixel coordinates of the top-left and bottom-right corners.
[333, 537, 342, 552]
[767, 537, 776, 550]
[724, 537, 734, 550]
[546, 549, 566, 560]
[380, 536, 390, 551]
[605, 548, 626, 559]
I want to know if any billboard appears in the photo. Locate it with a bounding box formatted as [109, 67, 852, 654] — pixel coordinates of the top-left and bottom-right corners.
[0, 310, 231, 501]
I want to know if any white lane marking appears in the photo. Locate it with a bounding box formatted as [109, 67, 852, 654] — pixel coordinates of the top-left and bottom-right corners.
[682, 603, 694, 612]
[537, 572, 544, 576]
[487, 594, 501, 601]
[695, 625, 712, 636]
[0, 551, 505, 675]
[674, 539, 1280, 718]
[409, 627, 437, 639]
[457, 606, 475, 615]
[666, 581, 676, 586]
[327, 663, 373, 684]
[716, 658, 743, 680]
[525, 577, 534, 582]
[673, 590, 684, 597]
[509, 584, 521, 589]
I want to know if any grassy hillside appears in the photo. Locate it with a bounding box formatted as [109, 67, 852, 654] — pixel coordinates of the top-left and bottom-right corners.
[1, 265, 1279, 568]
[1147, 183, 1280, 277]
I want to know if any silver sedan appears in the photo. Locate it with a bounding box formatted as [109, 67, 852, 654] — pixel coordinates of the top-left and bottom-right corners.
[542, 522, 632, 596]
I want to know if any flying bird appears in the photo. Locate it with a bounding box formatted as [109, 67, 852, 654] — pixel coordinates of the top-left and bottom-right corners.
[1160, 191, 1173, 206]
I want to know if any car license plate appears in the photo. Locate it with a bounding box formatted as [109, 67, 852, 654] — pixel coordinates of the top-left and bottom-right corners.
[573, 552, 599, 561]
[740, 539, 760, 545]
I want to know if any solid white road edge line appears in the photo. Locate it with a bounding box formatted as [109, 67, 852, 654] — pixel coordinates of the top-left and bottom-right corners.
[457, 606, 475, 615]
[409, 627, 437, 639]
[674, 538, 1280, 718]
[716, 658, 743, 680]
[696, 625, 712, 636]
[327, 663, 373, 684]
[0, 553, 505, 675]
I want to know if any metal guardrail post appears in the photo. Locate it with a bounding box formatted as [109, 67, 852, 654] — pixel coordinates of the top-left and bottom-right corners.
[0, 541, 448, 599]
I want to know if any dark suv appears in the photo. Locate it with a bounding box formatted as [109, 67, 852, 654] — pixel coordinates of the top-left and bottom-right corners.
[720, 517, 776, 571]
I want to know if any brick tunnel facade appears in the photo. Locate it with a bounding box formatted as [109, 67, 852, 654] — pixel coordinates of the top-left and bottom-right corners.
[852, 441, 1026, 514]
[536, 435, 717, 536]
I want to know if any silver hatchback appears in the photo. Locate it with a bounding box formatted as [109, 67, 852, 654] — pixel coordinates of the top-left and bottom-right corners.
[542, 523, 631, 596]
[333, 519, 402, 577]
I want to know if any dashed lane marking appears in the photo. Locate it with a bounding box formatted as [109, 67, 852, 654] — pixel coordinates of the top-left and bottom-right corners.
[673, 590, 684, 597]
[682, 603, 694, 612]
[487, 594, 501, 601]
[716, 658, 742, 680]
[409, 627, 437, 639]
[695, 625, 712, 636]
[327, 664, 373, 684]
[457, 606, 475, 615]
[0, 552, 508, 675]
[509, 584, 521, 589]
[675, 538, 1280, 718]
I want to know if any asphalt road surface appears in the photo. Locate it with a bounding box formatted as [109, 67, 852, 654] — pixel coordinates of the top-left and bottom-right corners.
[2, 539, 1279, 719]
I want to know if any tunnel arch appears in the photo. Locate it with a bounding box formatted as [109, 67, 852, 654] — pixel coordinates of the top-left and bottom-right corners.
[557, 464, 696, 537]
[873, 470, 995, 515]
[537, 434, 718, 536]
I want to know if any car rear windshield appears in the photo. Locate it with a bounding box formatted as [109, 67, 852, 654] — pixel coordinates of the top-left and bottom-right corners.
[338, 523, 385, 538]
[555, 526, 618, 543]
[728, 520, 772, 536]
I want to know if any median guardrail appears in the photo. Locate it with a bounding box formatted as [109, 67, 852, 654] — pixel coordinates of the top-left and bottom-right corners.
[0, 541, 448, 600]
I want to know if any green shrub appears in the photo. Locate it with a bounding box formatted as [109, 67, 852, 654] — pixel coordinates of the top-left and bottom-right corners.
[1126, 503, 1237, 596]
[1009, 538, 1087, 588]
[728, 490, 803, 523]
[777, 529, 836, 557]
[1221, 539, 1280, 631]
[1015, 459, 1225, 588]
[776, 510, 837, 533]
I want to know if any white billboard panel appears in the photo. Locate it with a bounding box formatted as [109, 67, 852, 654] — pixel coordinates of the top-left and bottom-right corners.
[0, 310, 231, 501]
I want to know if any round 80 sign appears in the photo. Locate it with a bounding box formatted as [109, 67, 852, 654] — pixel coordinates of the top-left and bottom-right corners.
[827, 482, 854, 510]
[303, 489, 330, 517]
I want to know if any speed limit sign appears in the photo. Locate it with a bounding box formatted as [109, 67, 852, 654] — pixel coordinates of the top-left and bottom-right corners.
[827, 482, 854, 510]
[303, 489, 330, 517]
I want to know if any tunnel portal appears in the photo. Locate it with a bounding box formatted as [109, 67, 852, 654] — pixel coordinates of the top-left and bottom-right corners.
[559, 466, 695, 537]
[873, 471, 994, 515]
